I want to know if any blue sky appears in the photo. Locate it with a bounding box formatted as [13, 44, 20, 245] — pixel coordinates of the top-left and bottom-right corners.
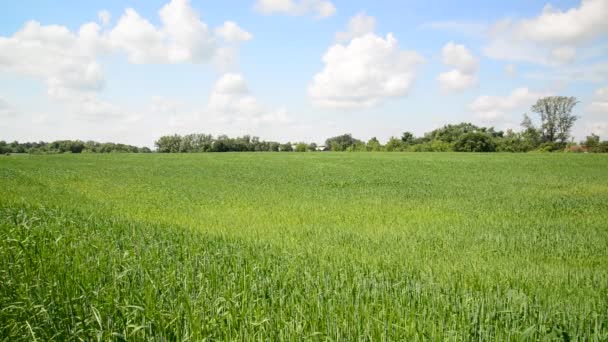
[1, 0, 607, 147]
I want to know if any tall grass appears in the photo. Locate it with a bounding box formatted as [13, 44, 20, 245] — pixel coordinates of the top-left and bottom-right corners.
[1, 153, 607, 340]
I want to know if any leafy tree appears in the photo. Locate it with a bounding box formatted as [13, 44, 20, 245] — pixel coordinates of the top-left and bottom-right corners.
[531, 96, 578, 143]
[366, 137, 382, 152]
[280, 142, 293, 152]
[424, 123, 481, 143]
[295, 143, 307, 152]
[401, 132, 415, 145]
[155, 135, 182, 153]
[0, 140, 10, 154]
[385, 137, 406, 152]
[307, 142, 318, 152]
[496, 129, 527, 152]
[454, 132, 496, 152]
[584, 134, 608, 153]
[584, 134, 600, 148]
[268, 142, 280, 152]
[347, 142, 367, 152]
[519, 114, 542, 150]
[325, 134, 363, 151]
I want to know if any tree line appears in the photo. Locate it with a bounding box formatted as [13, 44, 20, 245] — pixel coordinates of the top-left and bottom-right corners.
[3, 96, 608, 154]
[153, 96, 606, 153]
[0, 140, 151, 154]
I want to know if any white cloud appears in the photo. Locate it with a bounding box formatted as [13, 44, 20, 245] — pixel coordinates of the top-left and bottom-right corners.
[0, 20, 105, 98]
[98, 10, 111, 26]
[254, 0, 336, 18]
[206, 73, 291, 124]
[107, 0, 251, 66]
[0, 0, 255, 126]
[587, 87, 608, 114]
[483, 0, 608, 65]
[108, 0, 217, 64]
[437, 70, 477, 93]
[437, 42, 479, 93]
[441, 42, 478, 73]
[335, 12, 375, 42]
[215, 21, 253, 43]
[469, 87, 550, 122]
[309, 32, 424, 108]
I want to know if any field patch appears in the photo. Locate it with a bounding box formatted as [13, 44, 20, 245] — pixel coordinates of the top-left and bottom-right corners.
[1, 153, 607, 340]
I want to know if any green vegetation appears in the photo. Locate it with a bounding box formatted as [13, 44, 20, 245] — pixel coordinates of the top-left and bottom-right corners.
[1, 153, 607, 340]
[0, 140, 150, 154]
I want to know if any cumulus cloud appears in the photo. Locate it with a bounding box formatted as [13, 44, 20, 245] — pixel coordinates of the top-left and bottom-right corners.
[309, 16, 424, 109]
[437, 42, 479, 93]
[469, 87, 550, 122]
[0, 21, 106, 99]
[254, 0, 336, 18]
[0, 0, 254, 124]
[335, 12, 375, 42]
[587, 87, 608, 114]
[483, 0, 608, 65]
[206, 73, 290, 124]
[108, 0, 221, 64]
[215, 21, 253, 43]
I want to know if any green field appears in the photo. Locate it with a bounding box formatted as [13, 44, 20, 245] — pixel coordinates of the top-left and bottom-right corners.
[1, 153, 607, 340]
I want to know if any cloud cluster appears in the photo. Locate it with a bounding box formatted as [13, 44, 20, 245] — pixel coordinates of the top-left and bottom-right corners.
[309, 14, 424, 108]
[0, 21, 105, 98]
[0, 0, 252, 122]
[108, 0, 251, 64]
[483, 0, 608, 65]
[437, 42, 479, 93]
[254, 0, 335, 18]
[469, 87, 549, 122]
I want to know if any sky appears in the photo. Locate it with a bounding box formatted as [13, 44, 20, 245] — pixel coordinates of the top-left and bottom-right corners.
[0, 0, 607, 147]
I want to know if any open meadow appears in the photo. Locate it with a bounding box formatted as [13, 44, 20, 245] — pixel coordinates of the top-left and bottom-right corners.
[1, 153, 607, 340]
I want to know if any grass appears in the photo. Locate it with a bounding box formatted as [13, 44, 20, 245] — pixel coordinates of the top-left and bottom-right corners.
[1, 152, 607, 340]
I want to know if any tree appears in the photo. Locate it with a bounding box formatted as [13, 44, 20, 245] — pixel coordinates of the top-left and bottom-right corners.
[295, 143, 307, 152]
[155, 134, 183, 153]
[325, 134, 363, 151]
[385, 137, 405, 152]
[307, 142, 318, 152]
[454, 132, 496, 152]
[424, 123, 481, 143]
[519, 114, 542, 150]
[268, 142, 280, 152]
[584, 134, 600, 148]
[366, 137, 382, 151]
[280, 142, 293, 152]
[401, 132, 415, 145]
[531, 96, 578, 143]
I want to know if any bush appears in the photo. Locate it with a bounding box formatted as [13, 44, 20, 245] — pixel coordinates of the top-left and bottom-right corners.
[537, 142, 565, 153]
